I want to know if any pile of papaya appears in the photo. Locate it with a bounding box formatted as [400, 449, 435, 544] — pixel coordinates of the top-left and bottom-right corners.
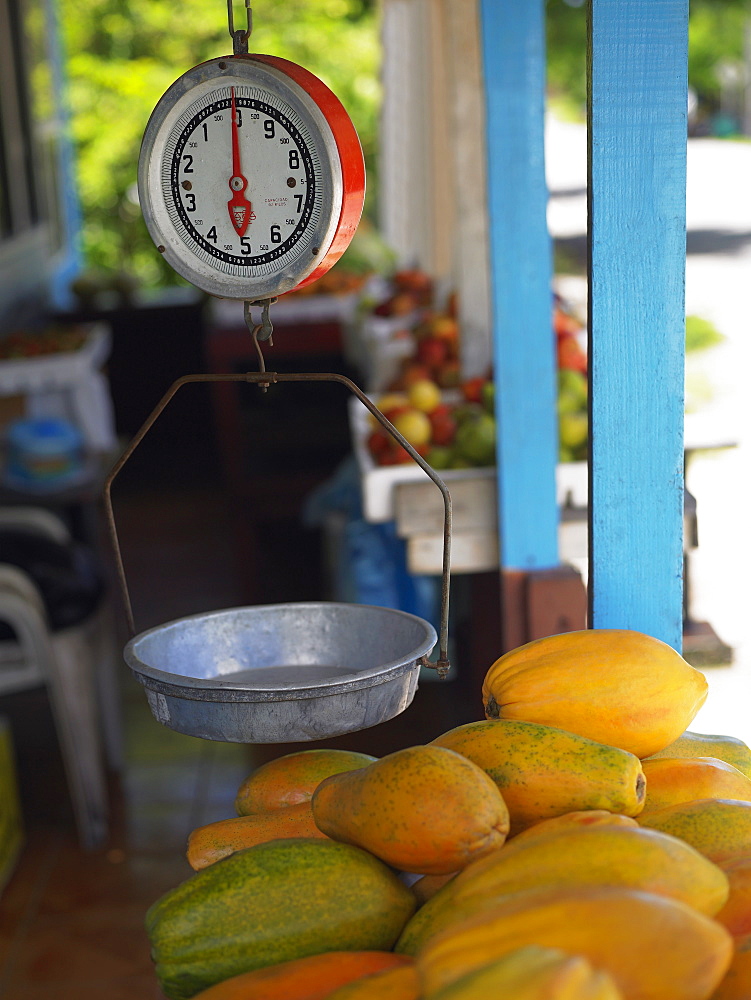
[145, 627, 751, 1000]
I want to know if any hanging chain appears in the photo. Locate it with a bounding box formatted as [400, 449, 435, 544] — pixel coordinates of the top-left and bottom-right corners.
[228, 0, 252, 55]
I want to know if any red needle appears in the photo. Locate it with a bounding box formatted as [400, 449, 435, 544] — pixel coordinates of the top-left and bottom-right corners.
[228, 87, 253, 236]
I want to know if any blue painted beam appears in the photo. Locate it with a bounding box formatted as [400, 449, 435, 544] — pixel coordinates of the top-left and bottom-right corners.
[588, 0, 688, 649]
[45, 0, 84, 309]
[479, 0, 559, 570]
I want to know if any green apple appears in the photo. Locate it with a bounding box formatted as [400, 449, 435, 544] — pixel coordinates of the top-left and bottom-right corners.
[481, 380, 495, 414]
[425, 445, 454, 470]
[454, 412, 496, 466]
[558, 369, 588, 407]
[559, 411, 588, 450]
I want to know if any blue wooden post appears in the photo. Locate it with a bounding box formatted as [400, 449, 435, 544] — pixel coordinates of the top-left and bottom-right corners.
[45, 0, 84, 308]
[479, 0, 559, 572]
[588, 0, 688, 649]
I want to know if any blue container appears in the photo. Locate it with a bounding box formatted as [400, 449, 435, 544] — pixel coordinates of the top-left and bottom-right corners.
[5, 417, 84, 488]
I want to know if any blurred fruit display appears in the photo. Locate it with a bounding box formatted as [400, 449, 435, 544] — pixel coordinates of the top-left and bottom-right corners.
[0, 326, 89, 359]
[363, 291, 588, 469]
[284, 266, 372, 298]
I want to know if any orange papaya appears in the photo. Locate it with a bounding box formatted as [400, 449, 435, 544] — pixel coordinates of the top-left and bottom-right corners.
[311, 745, 509, 875]
[506, 810, 639, 851]
[646, 732, 751, 780]
[415, 885, 733, 1000]
[191, 951, 412, 1000]
[481, 629, 707, 758]
[638, 799, 751, 864]
[420, 945, 622, 1000]
[397, 823, 729, 954]
[640, 758, 751, 815]
[716, 856, 751, 938]
[432, 719, 645, 833]
[454, 823, 728, 913]
[710, 932, 751, 1000]
[325, 964, 420, 999]
[235, 749, 377, 815]
[187, 802, 327, 870]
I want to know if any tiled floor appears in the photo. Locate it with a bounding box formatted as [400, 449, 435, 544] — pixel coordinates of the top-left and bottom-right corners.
[0, 481, 471, 999]
[0, 485, 249, 999]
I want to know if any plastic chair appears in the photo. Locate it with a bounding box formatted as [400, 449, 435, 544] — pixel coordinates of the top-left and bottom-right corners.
[0, 506, 122, 849]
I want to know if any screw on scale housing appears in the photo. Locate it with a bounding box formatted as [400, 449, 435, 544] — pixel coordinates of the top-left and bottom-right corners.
[228, 0, 252, 56]
[244, 298, 277, 392]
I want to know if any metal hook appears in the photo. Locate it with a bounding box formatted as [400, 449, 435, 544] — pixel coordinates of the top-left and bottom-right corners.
[244, 298, 277, 391]
[243, 298, 276, 343]
[228, 0, 252, 55]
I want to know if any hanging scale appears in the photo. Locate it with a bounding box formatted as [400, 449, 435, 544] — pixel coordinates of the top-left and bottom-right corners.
[137, 0, 366, 351]
[107, 3, 452, 744]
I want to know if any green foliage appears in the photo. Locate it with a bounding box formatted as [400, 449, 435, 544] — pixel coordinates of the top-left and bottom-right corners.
[545, 0, 751, 123]
[685, 314, 724, 353]
[63, 0, 748, 290]
[546, 0, 587, 117]
[688, 1, 749, 111]
[60, 0, 380, 289]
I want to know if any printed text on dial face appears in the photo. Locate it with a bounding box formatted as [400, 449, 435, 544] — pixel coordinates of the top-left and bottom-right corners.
[166, 92, 320, 270]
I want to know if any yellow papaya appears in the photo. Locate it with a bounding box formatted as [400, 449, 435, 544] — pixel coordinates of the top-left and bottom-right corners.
[646, 732, 751, 780]
[711, 932, 751, 1000]
[506, 810, 639, 851]
[235, 749, 377, 815]
[397, 824, 729, 954]
[481, 629, 707, 758]
[421, 945, 622, 1000]
[431, 719, 645, 834]
[638, 799, 751, 864]
[715, 856, 751, 938]
[311, 745, 509, 875]
[325, 964, 421, 1000]
[640, 758, 751, 815]
[415, 885, 733, 1000]
[455, 823, 728, 913]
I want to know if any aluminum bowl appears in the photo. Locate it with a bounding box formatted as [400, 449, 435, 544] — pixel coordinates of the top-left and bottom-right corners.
[124, 601, 437, 743]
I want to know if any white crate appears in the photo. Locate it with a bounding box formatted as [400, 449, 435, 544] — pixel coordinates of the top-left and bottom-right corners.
[348, 392, 589, 524]
[0, 324, 116, 452]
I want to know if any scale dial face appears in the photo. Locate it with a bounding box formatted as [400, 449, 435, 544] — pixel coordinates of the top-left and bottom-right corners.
[138, 55, 365, 300]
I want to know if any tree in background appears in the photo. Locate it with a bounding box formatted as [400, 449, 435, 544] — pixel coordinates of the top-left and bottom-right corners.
[545, 0, 751, 131]
[63, 0, 748, 293]
[687, 1, 750, 135]
[61, 0, 380, 292]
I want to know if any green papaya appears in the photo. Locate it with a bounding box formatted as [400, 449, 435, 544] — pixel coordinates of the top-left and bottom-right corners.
[146, 837, 416, 999]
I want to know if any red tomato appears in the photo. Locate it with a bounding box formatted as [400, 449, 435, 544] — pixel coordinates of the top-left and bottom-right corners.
[416, 336, 449, 369]
[557, 334, 588, 374]
[554, 307, 582, 339]
[461, 376, 488, 404]
[367, 429, 391, 458]
[429, 409, 457, 447]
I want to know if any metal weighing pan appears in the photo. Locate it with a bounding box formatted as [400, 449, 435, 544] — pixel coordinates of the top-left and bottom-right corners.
[124, 602, 436, 742]
[104, 366, 452, 743]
